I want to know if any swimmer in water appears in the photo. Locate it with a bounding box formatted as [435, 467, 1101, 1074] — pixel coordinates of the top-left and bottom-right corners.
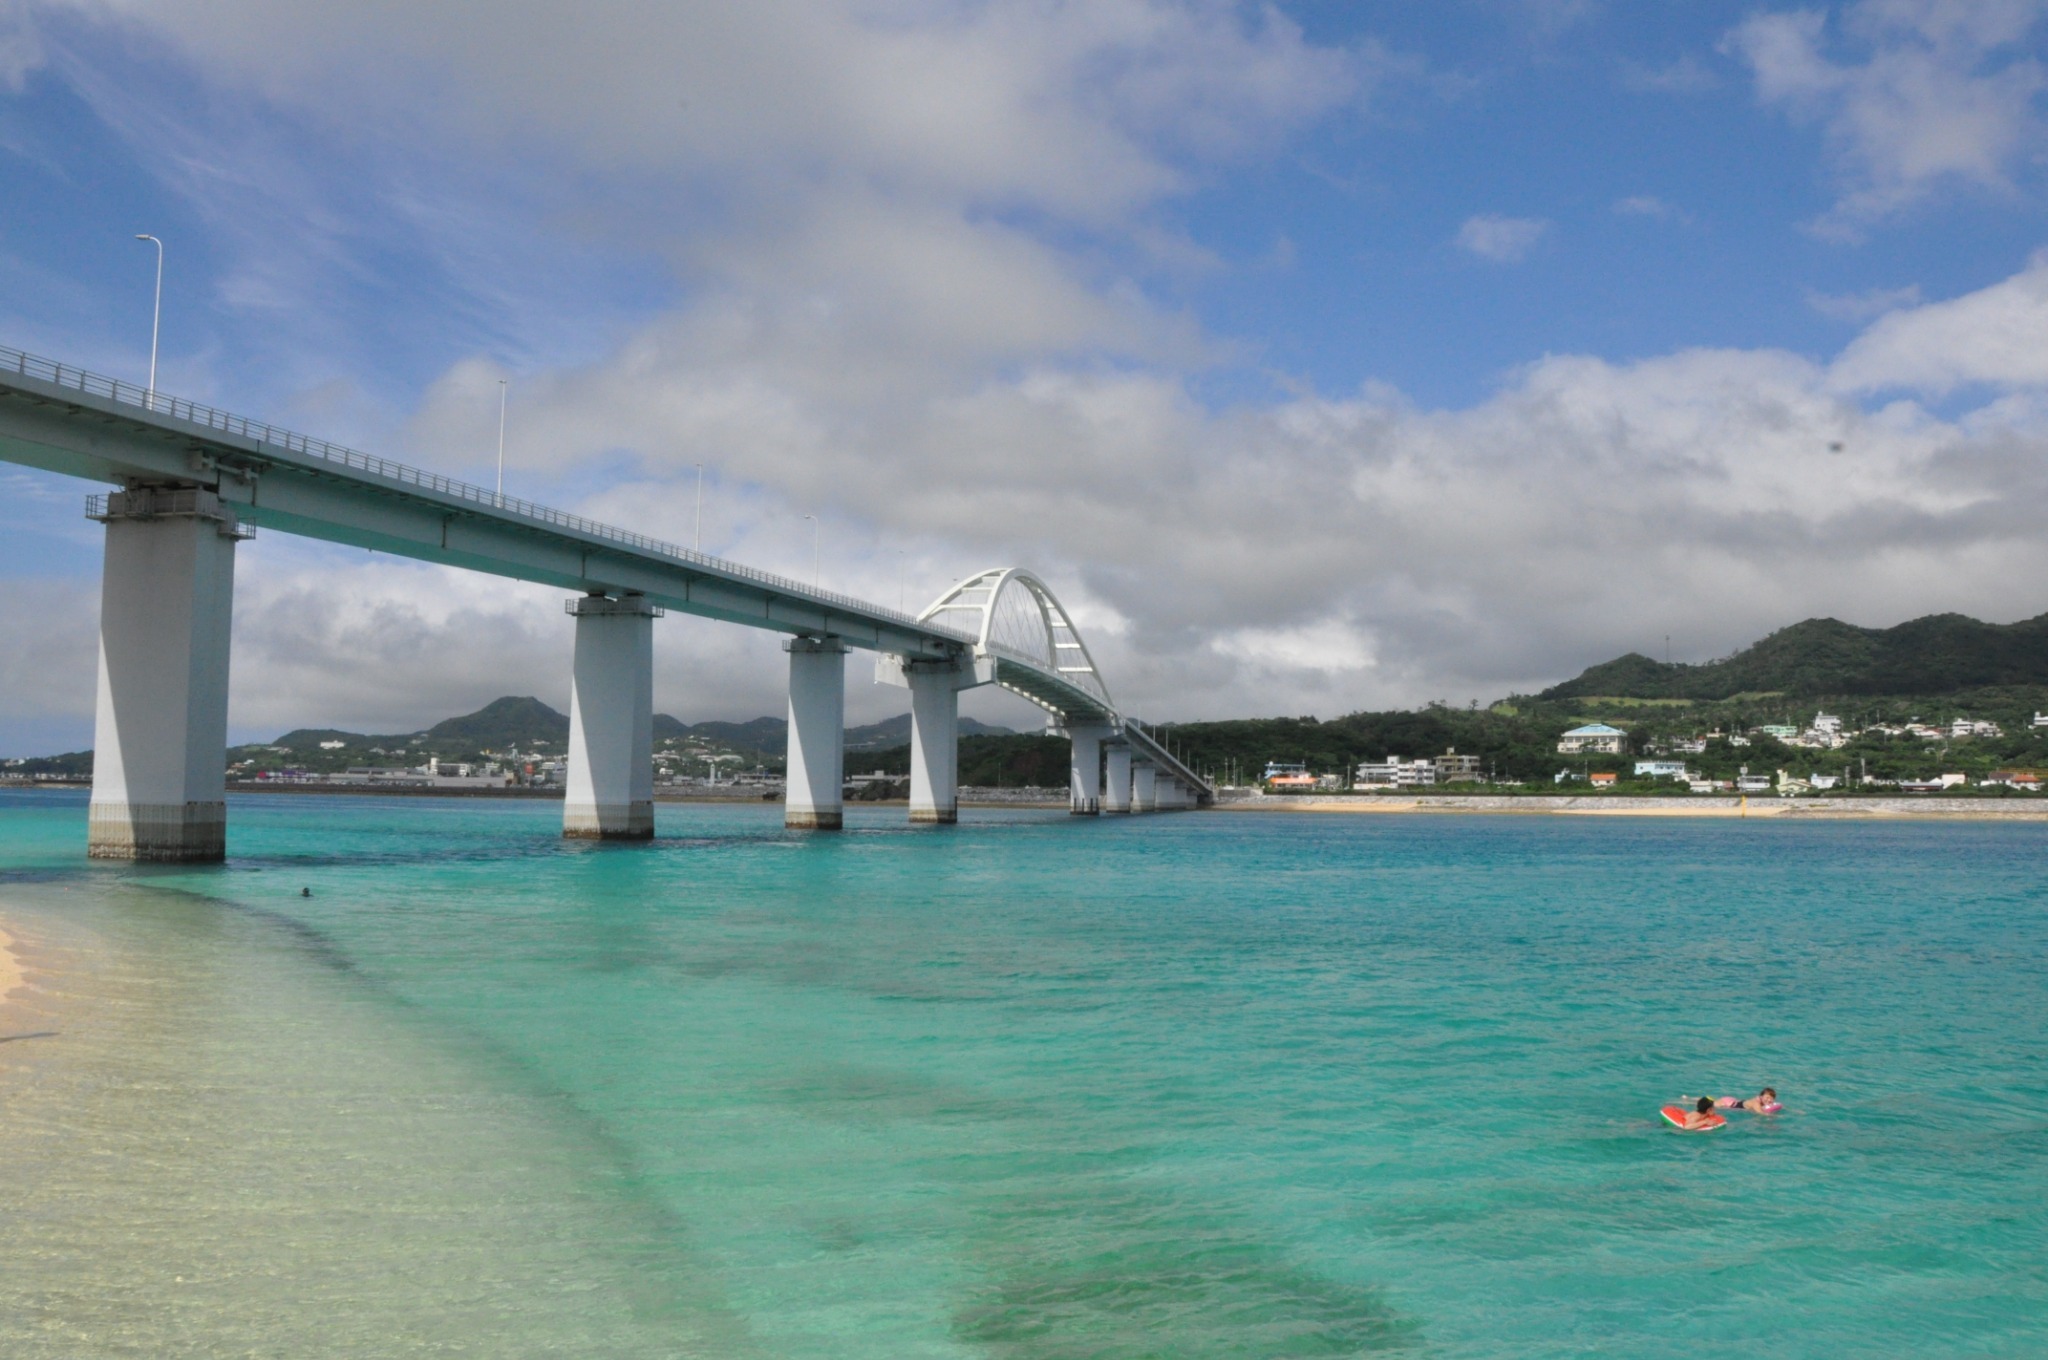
[1716, 1087, 1779, 1114]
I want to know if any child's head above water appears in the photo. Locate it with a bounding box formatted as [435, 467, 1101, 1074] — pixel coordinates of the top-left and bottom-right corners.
[1696, 1097, 1715, 1114]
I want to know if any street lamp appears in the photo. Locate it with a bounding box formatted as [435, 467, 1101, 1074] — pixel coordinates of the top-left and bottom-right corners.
[495, 379, 508, 499]
[134, 234, 162, 409]
[694, 462, 704, 552]
[803, 513, 819, 589]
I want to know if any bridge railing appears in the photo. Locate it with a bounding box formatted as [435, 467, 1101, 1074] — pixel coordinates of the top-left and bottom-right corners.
[3, 344, 966, 640]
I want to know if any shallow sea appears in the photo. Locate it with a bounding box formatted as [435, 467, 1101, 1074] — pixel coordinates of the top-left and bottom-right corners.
[1, 788, 2044, 1357]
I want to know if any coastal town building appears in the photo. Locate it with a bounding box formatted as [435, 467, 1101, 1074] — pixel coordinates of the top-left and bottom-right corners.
[1262, 761, 1317, 791]
[1950, 717, 2003, 739]
[1557, 723, 1626, 755]
[1588, 772, 1618, 787]
[1633, 760, 1690, 780]
[1434, 750, 1482, 783]
[1356, 757, 1435, 788]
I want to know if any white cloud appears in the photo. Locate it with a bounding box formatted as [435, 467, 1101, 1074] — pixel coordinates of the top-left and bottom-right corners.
[1805, 281, 1924, 320]
[1613, 194, 1691, 222]
[1619, 53, 1719, 93]
[1455, 213, 1550, 262]
[1830, 250, 2048, 392]
[1726, 0, 2048, 234]
[0, 0, 42, 91]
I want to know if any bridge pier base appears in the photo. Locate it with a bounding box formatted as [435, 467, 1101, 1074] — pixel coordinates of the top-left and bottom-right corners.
[564, 594, 658, 840]
[1103, 744, 1132, 813]
[1132, 761, 1157, 813]
[87, 488, 243, 862]
[785, 637, 848, 830]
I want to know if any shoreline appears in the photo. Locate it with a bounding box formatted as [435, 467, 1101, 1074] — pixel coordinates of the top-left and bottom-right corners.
[0, 921, 24, 1009]
[1219, 794, 2048, 820]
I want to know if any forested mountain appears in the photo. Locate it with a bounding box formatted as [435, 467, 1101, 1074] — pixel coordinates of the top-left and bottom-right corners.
[1542, 613, 2048, 700]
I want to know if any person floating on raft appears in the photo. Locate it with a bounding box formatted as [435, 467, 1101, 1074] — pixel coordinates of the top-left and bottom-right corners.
[1668, 1096, 1725, 1131]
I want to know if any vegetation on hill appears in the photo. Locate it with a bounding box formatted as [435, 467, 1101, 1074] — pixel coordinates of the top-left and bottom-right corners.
[243, 698, 1014, 776]
[1543, 612, 2048, 700]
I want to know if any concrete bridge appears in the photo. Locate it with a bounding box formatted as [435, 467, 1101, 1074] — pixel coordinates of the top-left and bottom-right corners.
[0, 344, 1213, 860]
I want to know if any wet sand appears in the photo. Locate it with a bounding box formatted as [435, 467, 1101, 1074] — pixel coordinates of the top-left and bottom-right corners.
[0, 921, 24, 1007]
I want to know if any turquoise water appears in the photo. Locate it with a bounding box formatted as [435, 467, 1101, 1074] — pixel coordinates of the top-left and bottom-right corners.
[2, 789, 2045, 1356]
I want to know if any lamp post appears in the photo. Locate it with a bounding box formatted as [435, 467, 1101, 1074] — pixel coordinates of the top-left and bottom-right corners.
[134, 234, 162, 409]
[495, 379, 508, 499]
[803, 513, 819, 589]
[694, 462, 704, 552]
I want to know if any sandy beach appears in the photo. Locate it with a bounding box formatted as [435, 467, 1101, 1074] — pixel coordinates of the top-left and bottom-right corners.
[1221, 794, 2048, 821]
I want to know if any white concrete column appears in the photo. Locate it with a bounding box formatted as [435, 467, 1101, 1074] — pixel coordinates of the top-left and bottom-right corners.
[88, 488, 244, 862]
[1132, 761, 1158, 813]
[1103, 744, 1132, 813]
[785, 637, 848, 830]
[564, 594, 659, 840]
[1067, 722, 1110, 815]
[905, 660, 962, 825]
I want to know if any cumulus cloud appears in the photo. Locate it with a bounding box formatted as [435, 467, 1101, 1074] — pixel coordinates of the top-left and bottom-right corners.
[1830, 249, 2048, 392]
[1726, 0, 2048, 234]
[1455, 213, 1550, 262]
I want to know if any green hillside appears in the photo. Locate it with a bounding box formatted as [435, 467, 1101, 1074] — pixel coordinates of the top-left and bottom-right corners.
[1543, 612, 2048, 700]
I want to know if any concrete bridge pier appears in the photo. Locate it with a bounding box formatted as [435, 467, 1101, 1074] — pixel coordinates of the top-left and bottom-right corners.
[564, 594, 659, 840]
[1066, 722, 1111, 815]
[1132, 761, 1158, 813]
[86, 487, 246, 862]
[904, 660, 964, 824]
[1103, 744, 1132, 813]
[876, 652, 993, 826]
[785, 637, 848, 829]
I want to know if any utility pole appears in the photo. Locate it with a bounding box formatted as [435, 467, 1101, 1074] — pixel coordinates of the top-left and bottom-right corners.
[134, 234, 163, 409]
[495, 379, 508, 499]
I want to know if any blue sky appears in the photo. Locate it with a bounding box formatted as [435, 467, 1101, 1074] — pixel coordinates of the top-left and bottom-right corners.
[4, 1, 2048, 751]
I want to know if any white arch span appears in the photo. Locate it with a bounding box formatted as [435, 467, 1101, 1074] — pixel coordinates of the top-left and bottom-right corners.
[916, 567, 1113, 720]
[905, 567, 1210, 813]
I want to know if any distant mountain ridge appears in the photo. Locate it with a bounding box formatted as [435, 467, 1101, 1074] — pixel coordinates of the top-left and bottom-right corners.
[1541, 612, 2048, 700]
[274, 697, 1011, 754]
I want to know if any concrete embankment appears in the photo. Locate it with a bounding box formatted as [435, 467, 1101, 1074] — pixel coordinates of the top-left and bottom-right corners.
[1219, 793, 2048, 820]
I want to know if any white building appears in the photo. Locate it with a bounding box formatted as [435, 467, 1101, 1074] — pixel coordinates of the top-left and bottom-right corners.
[1557, 723, 1626, 755]
[1633, 760, 1690, 780]
[1356, 757, 1435, 788]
